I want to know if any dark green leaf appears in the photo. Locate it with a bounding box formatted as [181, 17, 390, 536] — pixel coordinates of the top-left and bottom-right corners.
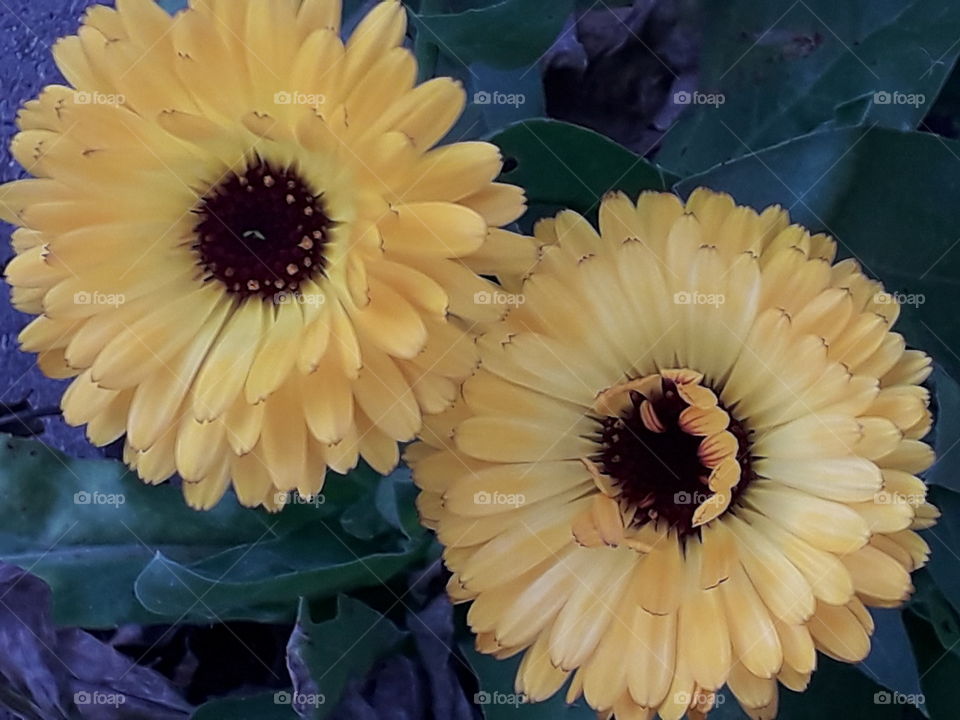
[929, 367, 960, 492]
[922, 486, 960, 619]
[133, 473, 428, 624]
[856, 609, 922, 698]
[338, 499, 390, 542]
[287, 596, 405, 720]
[905, 609, 960, 719]
[490, 119, 679, 218]
[779, 656, 920, 719]
[909, 569, 960, 654]
[924, 60, 960, 138]
[0, 436, 320, 628]
[676, 126, 960, 382]
[0, 435, 411, 627]
[409, 0, 573, 70]
[470, 64, 545, 131]
[821, 93, 877, 130]
[658, 0, 960, 175]
[191, 691, 297, 720]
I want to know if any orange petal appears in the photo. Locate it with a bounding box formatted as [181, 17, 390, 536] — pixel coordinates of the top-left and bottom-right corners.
[679, 405, 729, 436]
[698, 430, 738, 467]
[677, 381, 718, 409]
[640, 399, 666, 432]
[707, 456, 741, 494]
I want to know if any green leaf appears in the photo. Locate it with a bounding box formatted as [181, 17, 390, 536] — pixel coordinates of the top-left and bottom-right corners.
[821, 92, 877, 130]
[922, 486, 960, 620]
[286, 595, 405, 719]
[909, 569, 960, 654]
[905, 608, 960, 719]
[778, 657, 918, 719]
[0, 435, 418, 628]
[338, 465, 416, 541]
[191, 692, 298, 720]
[675, 126, 960, 382]
[929, 367, 960, 492]
[0, 435, 336, 628]
[133, 473, 428, 624]
[856, 609, 922, 699]
[657, 0, 960, 175]
[458, 639, 594, 719]
[409, 0, 573, 70]
[470, 64, 545, 131]
[490, 120, 679, 219]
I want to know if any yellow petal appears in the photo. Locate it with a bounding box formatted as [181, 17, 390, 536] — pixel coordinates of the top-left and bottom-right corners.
[349, 278, 427, 359]
[245, 302, 303, 403]
[260, 383, 307, 492]
[633, 530, 683, 615]
[626, 607, 677, 708]
[301, 349, 353, 444]
[353, 341, 420, 441]
[91, 287, 222, 390]
[455, 415, 595, 463]
[745, 481, 869, 553]
[726, 514, 815, 624]
[382, 202, 487, 257]
[719, 563, 782, 678]
[807, 601, 870, 662]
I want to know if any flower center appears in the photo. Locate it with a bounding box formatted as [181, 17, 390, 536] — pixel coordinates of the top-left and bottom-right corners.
[192, 158, 333, 300]
[590, 369, 754, 538]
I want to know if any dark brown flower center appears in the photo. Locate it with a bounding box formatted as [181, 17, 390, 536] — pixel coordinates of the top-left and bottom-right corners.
[594, 378, 754, 537]
[192, 158, 333, 300]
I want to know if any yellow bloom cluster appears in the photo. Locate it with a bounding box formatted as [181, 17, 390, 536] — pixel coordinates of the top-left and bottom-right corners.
[0, 3, 938, 718]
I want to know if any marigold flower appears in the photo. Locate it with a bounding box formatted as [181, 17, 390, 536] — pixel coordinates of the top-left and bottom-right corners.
[409, 188, 938, 720]
[1, 0, 534, 509]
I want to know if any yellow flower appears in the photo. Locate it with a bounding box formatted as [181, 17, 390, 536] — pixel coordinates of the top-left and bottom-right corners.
[1, 0, 536, 510]
[409, 188, 938, 720]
